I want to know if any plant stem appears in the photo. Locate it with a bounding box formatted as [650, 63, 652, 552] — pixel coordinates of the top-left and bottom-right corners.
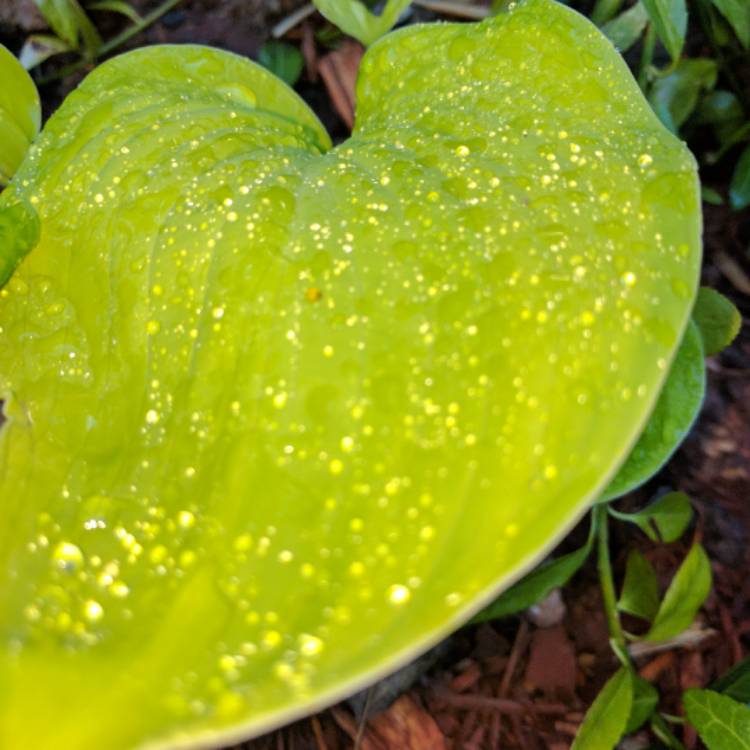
[638, 23, 656, 90]
[591, 0, 624, 26]
[99, 0, 183, 56]
[594, 504, 627, 652]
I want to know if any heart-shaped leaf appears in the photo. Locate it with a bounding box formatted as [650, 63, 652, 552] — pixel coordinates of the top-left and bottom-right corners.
[0, 0, 701, 747]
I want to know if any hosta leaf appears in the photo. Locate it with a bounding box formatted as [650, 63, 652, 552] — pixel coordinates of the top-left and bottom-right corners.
[692, 287, 741, 355]
[0, 44, 41, 186]
[571, 667, 633, 750]
[601, 322, 704, 502]
[645, 542, 712, 642]
[684, 689, 750, 750]
[0, 1, 701, 747]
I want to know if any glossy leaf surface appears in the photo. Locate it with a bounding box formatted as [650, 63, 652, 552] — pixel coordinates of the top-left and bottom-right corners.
[0, 1, 701, 747]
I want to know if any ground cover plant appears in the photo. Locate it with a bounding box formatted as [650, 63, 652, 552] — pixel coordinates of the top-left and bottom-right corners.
[0, 0, 748, 748]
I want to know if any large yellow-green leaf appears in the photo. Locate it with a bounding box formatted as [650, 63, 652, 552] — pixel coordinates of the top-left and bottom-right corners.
[0, 0, 701, 747]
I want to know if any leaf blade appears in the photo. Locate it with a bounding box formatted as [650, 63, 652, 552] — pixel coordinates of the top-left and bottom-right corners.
[571, 667, 633, 750]
[684, 689, 750, 750]
[645, 543, 712, 642]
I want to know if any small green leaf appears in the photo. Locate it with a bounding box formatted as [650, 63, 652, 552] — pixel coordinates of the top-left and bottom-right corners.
[645, 543, 712, 642]
[626, 675, 660, 733]
[641, 0, 688, 61]
[258, 41, 305, 87]
[695, 90, 744, 147]
[33, 0, 102, 57]
[730, 143, 750, 211]
[602, 323, 705, 502]
[88, 0, 142, 23]
[602, 2, 650, 51]
[474, 516, 596, 622]
[618, 549, 659, 622]
[0, 44, 41, 186]
[611, 492, 693, 543]
[712, 656, 750, 703]
[19, 34, 73, 70]
[649, 59, 719, 133]
[693, 287, 741, 356]
[571, 667, 633, 750]
[701, 186, 724, 205]
[313, 0, 411, 46]
[710, 0, 750, 47]
[684, 689, 750, 750]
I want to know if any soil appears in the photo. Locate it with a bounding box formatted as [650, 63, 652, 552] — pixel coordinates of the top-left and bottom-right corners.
[1, 2, 748, 749]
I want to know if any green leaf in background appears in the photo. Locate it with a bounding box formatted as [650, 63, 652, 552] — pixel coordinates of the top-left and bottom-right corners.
[0, 44, 41, 186]
[33, 0, 102, 57]
[645, 543, 712, 641]
[649, 59, 718, 133]
[684, 689, 750, 750]
[474, 515, 596, 622]
[701, 186, 724, 205]
[571, 667, 633, 750]
[0, 0, 702, 746]
[626, 675, 660, 733]
[692, 287, 741, 355]
[89, 0, 143, 24]
[695, 90, 744, 146]
[602, 2, 650, 52]
[641, 0, 688, 61]
[258, 41, 305, 86]
[618, 549, 659, 621]
[601, 323, 704, 502]
[312, 0, 411, 46]
[710, 0, 750, 48]
[610, 491, 694, 543]
[712, 656, 750, 704]
[730, 143, 750, 210]
[18, 33, 73, 69]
